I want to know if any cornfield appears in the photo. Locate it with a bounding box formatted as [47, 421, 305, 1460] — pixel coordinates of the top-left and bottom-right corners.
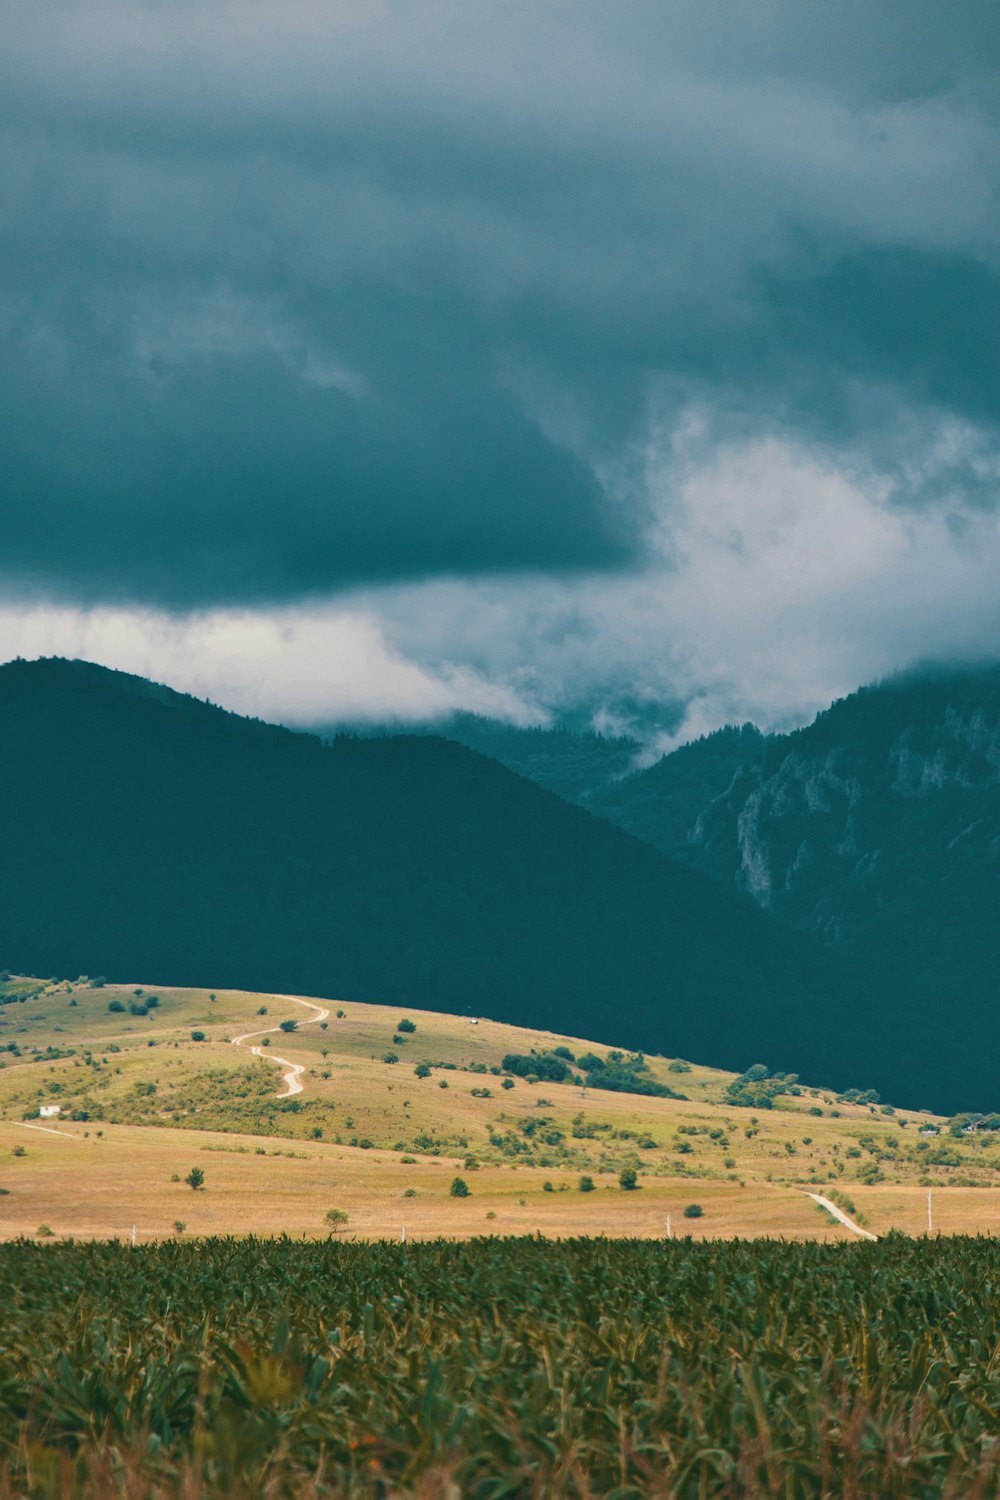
[2, 1234, 1000, 1497]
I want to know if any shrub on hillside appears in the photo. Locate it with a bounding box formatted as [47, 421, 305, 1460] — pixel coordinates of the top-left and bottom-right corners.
[502, 1052, 571, 1083]
[581, 1050, 677, 1098]
[725, 1064, 799, 1109]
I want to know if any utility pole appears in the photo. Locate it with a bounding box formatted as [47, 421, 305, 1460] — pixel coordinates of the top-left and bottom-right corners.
[665, 1214, 672, 1240]
[400, 1226, 406, 1244]
[927, 1188, 933, 1235]
[131, 1224, 136, 1247]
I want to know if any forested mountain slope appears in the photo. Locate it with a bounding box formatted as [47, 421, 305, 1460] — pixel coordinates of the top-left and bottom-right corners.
[316, 712, 642, 804]
[591, 666, 1000, 1096]
[0, 658, 864, 1098]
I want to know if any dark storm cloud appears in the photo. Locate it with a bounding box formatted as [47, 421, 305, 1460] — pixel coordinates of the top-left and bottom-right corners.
[2, 1, 999, 607]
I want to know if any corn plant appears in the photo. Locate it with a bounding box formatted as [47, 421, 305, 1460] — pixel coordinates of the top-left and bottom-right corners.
[3, 1234, 1000, 1496]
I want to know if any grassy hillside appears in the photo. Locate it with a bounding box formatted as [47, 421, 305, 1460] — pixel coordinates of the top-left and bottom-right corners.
[0, 656, 867, 1099]
[3, 974, 998, 1242]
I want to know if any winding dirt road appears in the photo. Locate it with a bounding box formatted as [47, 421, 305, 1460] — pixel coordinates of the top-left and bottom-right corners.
[806, 1191, 878, 1240]
[231, 995, 330, 1098]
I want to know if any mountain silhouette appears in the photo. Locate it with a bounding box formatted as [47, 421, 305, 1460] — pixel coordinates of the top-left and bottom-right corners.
[0, 657, 866, 1097]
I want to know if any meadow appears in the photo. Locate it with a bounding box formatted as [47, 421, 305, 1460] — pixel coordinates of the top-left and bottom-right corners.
[2, 976, 1000, 1241]
[5, 1234, 1000, 1497]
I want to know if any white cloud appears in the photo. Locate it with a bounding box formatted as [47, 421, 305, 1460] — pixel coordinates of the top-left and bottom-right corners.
[3, 408, 1000, 748]
[0, 605, 540, 726]
[358, 408, 1000, 745]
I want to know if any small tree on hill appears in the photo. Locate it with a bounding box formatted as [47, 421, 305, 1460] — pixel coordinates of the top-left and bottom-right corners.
[185, 1167, 205, 1191]
[450, 1176, 470, 1198]
[279, 1019, 298, 1033]
[618, 1167, 638, 1191]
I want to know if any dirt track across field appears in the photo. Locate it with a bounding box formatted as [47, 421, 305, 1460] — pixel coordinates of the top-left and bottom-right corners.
[806, 1191, 878, 1240]
[231, 995, 330, 1097]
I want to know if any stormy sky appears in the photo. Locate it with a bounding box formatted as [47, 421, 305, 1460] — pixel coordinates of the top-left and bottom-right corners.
[3, 1, 1000, 742]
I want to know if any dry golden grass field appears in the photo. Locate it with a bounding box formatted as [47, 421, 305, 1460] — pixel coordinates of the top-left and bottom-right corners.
[2, 975, 997, 1241]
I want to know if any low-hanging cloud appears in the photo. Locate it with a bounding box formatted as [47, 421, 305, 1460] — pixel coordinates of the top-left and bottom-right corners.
[6, 409, 1000, 743]
[0, 604, 539, 726]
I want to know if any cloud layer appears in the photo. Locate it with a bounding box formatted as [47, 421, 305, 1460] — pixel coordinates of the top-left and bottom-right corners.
[7, 418, 1000, 742]
[2, 2, 999, 730]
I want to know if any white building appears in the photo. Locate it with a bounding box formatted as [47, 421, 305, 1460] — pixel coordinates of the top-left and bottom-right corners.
[38, 1104, 61, 1119]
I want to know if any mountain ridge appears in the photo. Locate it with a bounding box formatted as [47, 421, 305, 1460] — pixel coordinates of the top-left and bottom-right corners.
[0, 657, 866, 1101]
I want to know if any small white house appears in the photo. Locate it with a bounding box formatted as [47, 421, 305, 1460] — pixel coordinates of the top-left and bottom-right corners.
[38, 1104, 61, 1119]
